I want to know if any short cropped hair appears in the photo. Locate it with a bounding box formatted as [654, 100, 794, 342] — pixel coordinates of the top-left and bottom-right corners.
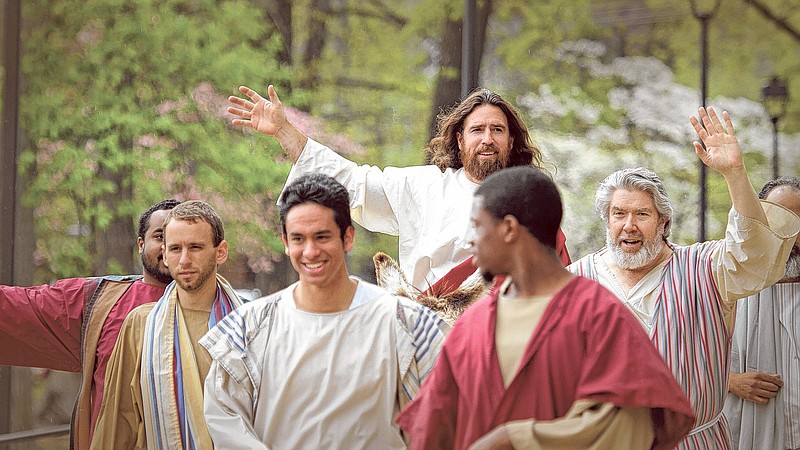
[595, 167, 673, 240]
[759, 176, 800, 200]
[279, 174, 352, 241]
[474, 166, 562, 249]
[163, 200, 225, 246]
[137, 199, 181, 239]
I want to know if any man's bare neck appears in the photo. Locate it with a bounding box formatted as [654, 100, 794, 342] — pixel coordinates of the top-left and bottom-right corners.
[141, 273, 170, 288]
[176, 280, 218, 312]
[293, 277, 358, 313]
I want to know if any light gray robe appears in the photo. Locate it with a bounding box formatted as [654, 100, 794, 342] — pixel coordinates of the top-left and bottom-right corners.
[724, 283, 798, 450]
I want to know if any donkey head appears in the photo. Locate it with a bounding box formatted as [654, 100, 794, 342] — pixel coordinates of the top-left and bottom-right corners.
[373, 252, 489, 325]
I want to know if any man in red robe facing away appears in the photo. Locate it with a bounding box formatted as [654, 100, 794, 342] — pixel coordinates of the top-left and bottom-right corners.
[395, 166, 695, 450]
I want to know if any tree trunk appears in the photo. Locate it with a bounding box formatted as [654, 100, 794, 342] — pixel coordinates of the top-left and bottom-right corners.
[94, 168, 135, 276]
[262, 0, 293, 66]
[427, 0, 491, 144]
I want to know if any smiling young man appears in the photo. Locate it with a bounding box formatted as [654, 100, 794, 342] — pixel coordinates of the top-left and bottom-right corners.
[568, 107, 800, 449]
[91, 200, 243, 450]
[0, 198, 179, 450]
[226, 85, 569, 295]
[200, 173, 449, 449]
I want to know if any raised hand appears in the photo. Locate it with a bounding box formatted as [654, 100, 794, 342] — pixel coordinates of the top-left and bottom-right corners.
[227, 85, 287, 137]
[689, 106, 744, 176]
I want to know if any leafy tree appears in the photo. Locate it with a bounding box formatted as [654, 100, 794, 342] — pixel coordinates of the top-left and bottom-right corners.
[19, 0, 291, 281]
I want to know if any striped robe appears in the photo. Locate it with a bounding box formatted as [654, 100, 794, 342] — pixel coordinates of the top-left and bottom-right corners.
[571, 242, 731, 449]
[569, 202, 800, 450]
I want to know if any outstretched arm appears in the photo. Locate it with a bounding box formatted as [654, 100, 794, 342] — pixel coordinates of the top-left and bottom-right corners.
[228, 85, 308, 163]
[689, 107, 765, 223]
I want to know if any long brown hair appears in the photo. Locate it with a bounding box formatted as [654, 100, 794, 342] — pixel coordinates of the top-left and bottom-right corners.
[426, 88, 543, 171]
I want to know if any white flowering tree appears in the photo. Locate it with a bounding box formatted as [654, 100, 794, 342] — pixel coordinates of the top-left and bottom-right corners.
[518, 40, 800, 258]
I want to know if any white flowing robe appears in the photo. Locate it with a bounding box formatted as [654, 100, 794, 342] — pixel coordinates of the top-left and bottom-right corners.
[724, 281, 800, 450]
[200, 279, 450, 449]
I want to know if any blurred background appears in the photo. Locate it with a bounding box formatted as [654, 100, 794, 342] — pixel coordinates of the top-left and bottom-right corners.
[1, 0, 798, 447]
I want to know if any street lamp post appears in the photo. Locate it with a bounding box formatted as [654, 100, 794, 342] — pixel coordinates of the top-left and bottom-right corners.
[760, 75, 789, 180]
[688, 0, 721, 242]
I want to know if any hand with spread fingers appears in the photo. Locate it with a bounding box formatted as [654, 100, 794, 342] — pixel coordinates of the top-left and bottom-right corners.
[227, 84, 308, 162]
[689, 106, 766, 223]
[688, 106, 744, 177]
[228, 84, 287, 137]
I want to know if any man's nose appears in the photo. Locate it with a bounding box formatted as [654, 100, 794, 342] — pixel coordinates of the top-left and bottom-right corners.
[304, 240, 321, 257]
[179, 248, 191, 265]
[481, 130, 494, 145]
[622, 216, 637, 231]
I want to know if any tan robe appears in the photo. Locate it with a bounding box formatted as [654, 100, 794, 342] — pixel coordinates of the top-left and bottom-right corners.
[90, 304, 212, 450]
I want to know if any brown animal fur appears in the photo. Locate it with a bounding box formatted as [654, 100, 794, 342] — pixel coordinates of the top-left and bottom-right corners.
[373, 252, 489, 325]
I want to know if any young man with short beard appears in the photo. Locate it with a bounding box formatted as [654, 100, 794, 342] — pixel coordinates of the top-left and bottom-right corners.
[0, 199, 179, 450]
[91, 200, 243, 450]
[226, 84, 570, 295]
[724, 176, 800, 450]
[568, 107, 800, 449]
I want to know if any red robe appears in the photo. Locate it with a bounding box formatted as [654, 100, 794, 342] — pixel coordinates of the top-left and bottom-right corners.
[396, 276, 694, 450]
[0, 277, 165, 446]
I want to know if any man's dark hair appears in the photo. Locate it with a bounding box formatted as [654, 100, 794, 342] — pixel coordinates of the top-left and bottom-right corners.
[279, 174, 352, 240]
[759, 176, 800, 199]
[475, 166, 562, 249]
[426, 87, 543, 171]
[137, 199, 181, 239]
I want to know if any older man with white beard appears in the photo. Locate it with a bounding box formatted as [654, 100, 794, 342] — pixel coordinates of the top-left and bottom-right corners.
[568, 107, 800, 450]
[723, 176, 800, 450]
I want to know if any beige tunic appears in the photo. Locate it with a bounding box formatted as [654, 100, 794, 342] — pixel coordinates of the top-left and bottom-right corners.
[90, 304, 211, 450]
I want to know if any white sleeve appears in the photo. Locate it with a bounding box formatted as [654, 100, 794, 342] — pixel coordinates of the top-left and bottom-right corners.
[284, 139, 404, 235]
[713, 201, 800, 323]
[204, 362, 270, 450]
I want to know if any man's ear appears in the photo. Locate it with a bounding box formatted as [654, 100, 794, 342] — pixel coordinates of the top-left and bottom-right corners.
[216, 240, 229, 265]
[137, 237, 145, 254]
[502, 215, 520, 243]
[161, 244, 167, 266]
[281, 235, 289, 255]
[343, 226, 355, 252]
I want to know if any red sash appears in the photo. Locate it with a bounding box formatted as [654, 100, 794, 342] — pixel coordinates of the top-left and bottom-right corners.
[422, 228, 571, 298]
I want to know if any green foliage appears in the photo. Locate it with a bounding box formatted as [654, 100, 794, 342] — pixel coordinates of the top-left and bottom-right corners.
[20, 0, 291, 280]
[17, 0, 799, 284]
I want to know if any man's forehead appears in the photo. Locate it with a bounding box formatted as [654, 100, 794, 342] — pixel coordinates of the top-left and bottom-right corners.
[147, 209, 171, 231]
[610, 188, 655, 206]
[464, 105, 508, 126]
[285, 203, 339, 232]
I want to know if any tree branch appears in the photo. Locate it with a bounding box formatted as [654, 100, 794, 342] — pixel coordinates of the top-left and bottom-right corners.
[744, 0, 800, 43]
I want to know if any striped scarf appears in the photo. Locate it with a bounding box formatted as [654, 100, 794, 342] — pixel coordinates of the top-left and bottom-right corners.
[141, 274, 242, 450]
